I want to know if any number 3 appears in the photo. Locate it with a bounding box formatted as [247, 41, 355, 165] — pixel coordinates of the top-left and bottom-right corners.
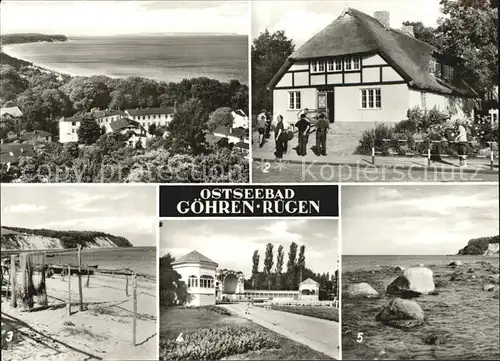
[356, 332, 364, 343]
[5, 331, 13, 342]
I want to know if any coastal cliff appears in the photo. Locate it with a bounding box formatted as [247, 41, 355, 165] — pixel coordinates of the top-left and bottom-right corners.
[0, 33, 68, 45]
[457, 235, 500, 256]
[1, 226, 133, 250]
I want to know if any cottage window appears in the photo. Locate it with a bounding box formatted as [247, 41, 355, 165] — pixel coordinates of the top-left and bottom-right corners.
[429, 59, 441, 77]
[188, 275, 198, 287]
[200, 275, 214, 288]
[288, 91, 301, 109]
[361, 88, 381, 109]
[443, 65, 454, 81]
[310, 60, 325, 73]
[71, 121, 76, 126]
[344, 56, 361, 71]
[327, 59, 342, 72]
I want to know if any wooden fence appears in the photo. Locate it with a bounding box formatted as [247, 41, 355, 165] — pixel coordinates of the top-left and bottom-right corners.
[2, 246, 151, 346]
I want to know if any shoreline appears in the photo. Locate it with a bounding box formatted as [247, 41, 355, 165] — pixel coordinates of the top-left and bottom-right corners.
[1, 40, 248, 85]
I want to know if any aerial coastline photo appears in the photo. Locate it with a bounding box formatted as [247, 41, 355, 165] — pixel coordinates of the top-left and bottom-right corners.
[341, 185, 499, 360]
[1, 185, 158, 360]
[159, 219, 340, 360]
[0, 0, 250, 183]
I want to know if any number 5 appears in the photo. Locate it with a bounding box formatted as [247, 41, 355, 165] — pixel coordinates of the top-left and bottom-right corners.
[356, 332, 364, 343]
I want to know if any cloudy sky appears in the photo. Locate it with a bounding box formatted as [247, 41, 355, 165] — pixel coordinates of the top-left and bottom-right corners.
[342, 185, 499, 255]
[1, 185, 156, 246]
[160, 219, 338, 276]
[1, 0, 248, 36]
[252, 0, 443, 46]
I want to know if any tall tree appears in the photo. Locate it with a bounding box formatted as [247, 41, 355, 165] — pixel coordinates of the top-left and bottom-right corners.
[401, 21, 441, 48]
[438, 0, 498, 96]
[251, 29, 295, 113]
[263, 243, 274, 290]
[275, 245, 284, 290]
[77, 115, 101, 145]
[286, 242, 298, 290]
[297, 245, 306, 286]
[251, 250, 260, 290]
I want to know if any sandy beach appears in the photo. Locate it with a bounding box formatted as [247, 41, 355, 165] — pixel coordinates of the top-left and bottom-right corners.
[1, 273, 157, 361]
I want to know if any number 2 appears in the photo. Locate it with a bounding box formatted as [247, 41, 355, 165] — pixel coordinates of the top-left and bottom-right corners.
[262, 162, 270, 173]
[356, 332, 364, 343]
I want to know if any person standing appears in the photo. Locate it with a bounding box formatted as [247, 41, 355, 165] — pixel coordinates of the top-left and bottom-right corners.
[295, 113, 311, 156]
[454, 119, 468, 167]
[274, 115, 286, 159]
[256, 114, 267, 147]
[316, 113, 329, 156]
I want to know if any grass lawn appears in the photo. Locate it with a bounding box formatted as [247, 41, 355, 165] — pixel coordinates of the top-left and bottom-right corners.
[268, 305, 339, 322]
[160, 307, 333, 360]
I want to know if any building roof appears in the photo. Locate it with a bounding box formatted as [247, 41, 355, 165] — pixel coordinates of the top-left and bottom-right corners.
[171, 250, 218, 267]
[233, 141, 249, 150]
[1, 143, 36, 164]
[92, 110, 125, 119]
[125, 107, 175, 116]
[231, 128, 246, 138]
[268, 8, 474, 96]
[300, 278, 319, 286]
[213, 126, 246, 138]
[108, 118, 144, 133]
[59, 115, 82, 123]
[0, 106, 23, 118]
[233, 109, 247, 118]
[204, 133, 226, 146]
[213, 126, 230, 136]
[19, 130, 52, 140]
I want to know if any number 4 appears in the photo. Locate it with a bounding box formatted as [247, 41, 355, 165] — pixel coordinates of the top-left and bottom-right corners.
[357, 332, 364, 343]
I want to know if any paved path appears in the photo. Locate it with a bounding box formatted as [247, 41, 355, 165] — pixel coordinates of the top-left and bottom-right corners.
[221, 303, 339, 360]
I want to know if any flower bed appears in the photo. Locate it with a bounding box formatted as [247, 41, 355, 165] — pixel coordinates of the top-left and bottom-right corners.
[270, 305, 339, 322]
[170, 305, 232, 316]
[159, 325, 281, 361]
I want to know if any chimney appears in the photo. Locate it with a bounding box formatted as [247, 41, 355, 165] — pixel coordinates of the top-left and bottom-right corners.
[401, 25, 414, 37]
[373, 11, 390, 28]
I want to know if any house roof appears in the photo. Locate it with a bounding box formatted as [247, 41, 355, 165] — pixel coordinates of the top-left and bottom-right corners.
[125, 107, 175, 116]
[0, 106, 23, 118]
[19, 130, 52, 140]
[204, 133, 225, 146]
[171, 250, 218, 267]
[92, 110, 125, 119]
[300, 278, 319, 285]
[108, 118, 144, 133]
[268, 8, 474, 96]
[59, 115, 82, 123]
[231, 128, 246, 138]
[213, 126, 231, 136]
[1, 143, 36, 164]
[234, 141, 249, 150]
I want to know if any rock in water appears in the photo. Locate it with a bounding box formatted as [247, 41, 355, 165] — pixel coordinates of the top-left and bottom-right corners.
[448, 261, 462, 267]
[483, 284, 496, 292]
[418, 263, 425, 267]
[345, 283, 379, 298]
[387, 267, 435, 296]
[395, 266, 405, 272]
[376, 298, 425, 328]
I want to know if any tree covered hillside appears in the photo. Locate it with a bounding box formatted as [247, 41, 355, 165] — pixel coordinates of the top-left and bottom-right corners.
[457, 235, 500, 255]
[1, 226, 133, 249]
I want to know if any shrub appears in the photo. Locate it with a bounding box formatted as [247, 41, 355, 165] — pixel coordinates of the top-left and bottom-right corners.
[355, 123, 394, 155]
[159, 326, 281, 361]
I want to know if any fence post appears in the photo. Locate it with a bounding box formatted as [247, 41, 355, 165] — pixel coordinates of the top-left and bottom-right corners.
[10, 255, 17, 308]
[427, 146, 431, 166]
[86, 266, 90, 288]
[67, 265, 71, 316]
[126, 275, 129, 296]
[77, 245, 83, 312]
[371, 146, 375, 165]
[132, 273, 137, 346]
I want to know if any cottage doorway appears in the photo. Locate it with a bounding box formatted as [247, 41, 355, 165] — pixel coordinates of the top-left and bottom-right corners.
[317, 90, 335, 123]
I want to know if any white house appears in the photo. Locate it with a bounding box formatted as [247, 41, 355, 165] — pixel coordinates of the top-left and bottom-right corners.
[268, 8, 476, 126]
[59, 115, 81, 143]
[172, 250, 218, 307]
[298, 278, 320, 301]
[213, 126, 247, 144]
[105, 117, 149, 148]
[92, 110, 126, 125]
[232, 109, 249, 129]
[1, 105, 24, 131]
[124, 107, 175, 129]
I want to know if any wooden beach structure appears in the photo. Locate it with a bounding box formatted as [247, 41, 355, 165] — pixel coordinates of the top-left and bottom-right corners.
[1, 247, 154, 346]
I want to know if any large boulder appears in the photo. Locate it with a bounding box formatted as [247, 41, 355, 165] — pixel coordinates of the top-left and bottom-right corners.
[483, 284, 496, 292]
[448, 260, 462, 267]
[395, 266, 405, 272]
[376, 298, 425, 329]
[345, 283, 379, 298]
[387, 267, 435, 297]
